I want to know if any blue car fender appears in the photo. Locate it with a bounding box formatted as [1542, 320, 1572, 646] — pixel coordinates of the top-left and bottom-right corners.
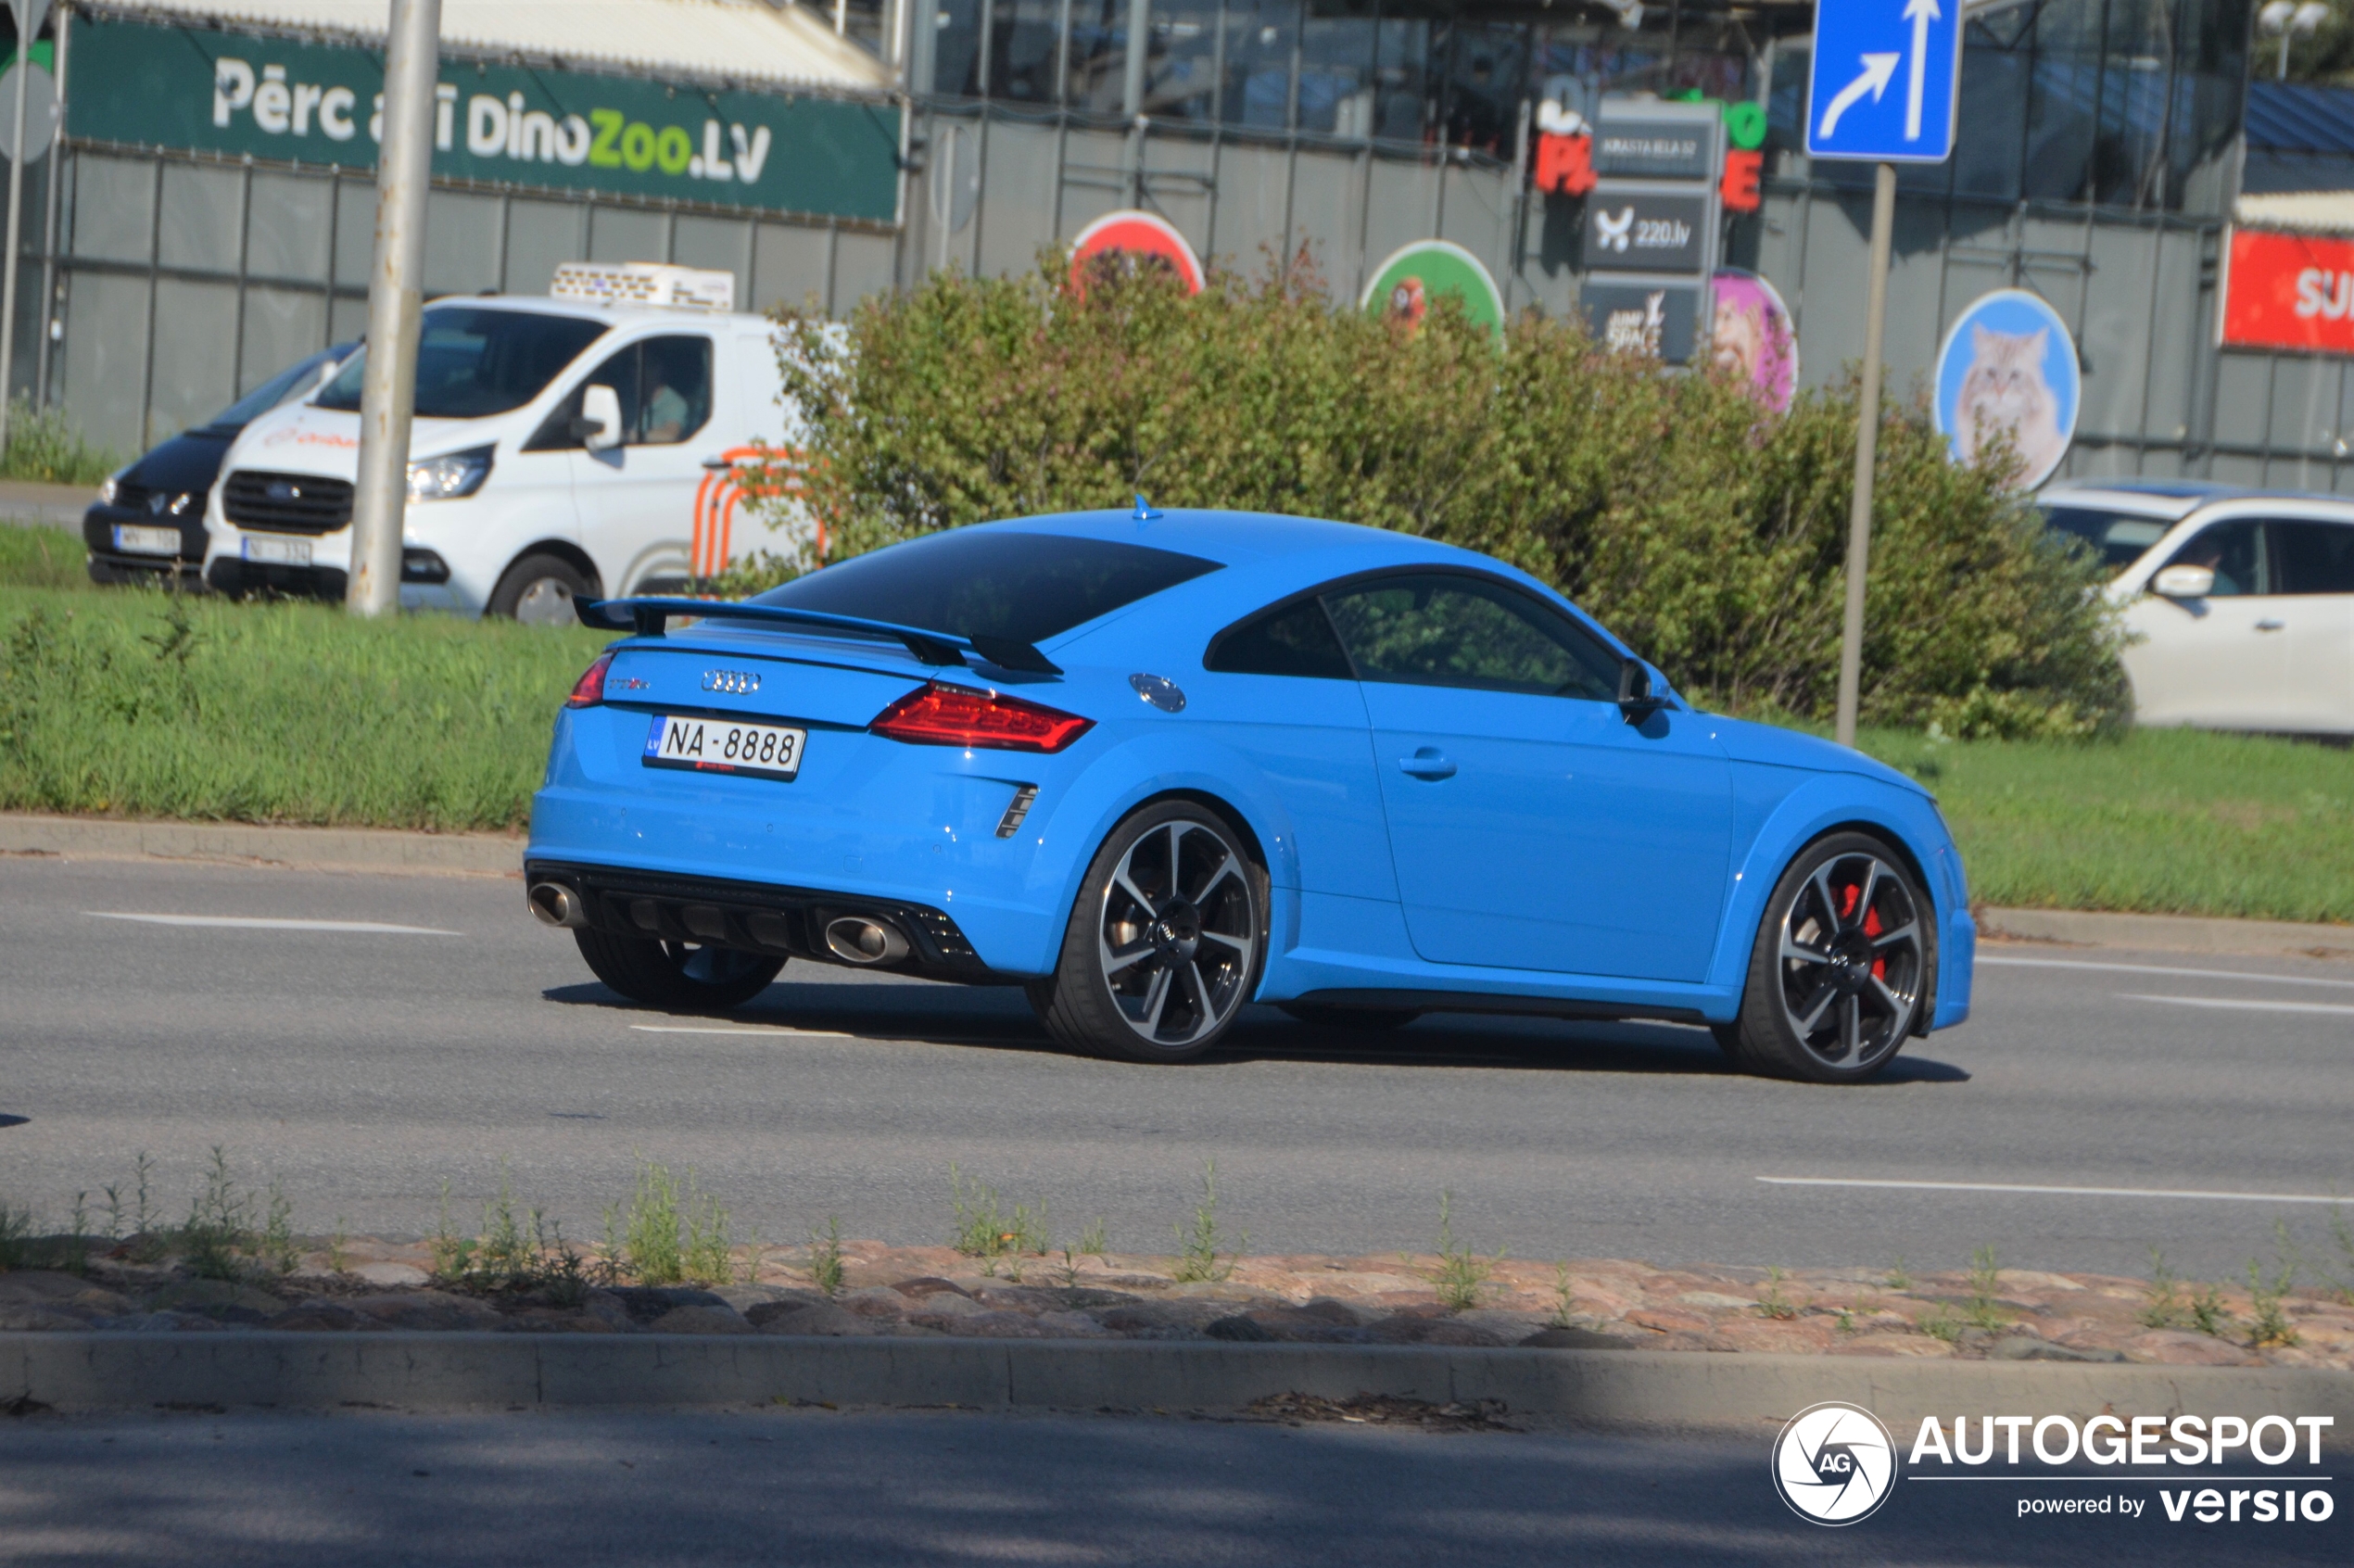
[1009, 728, 1306, 978]
[1709, 772, 1969, 1029]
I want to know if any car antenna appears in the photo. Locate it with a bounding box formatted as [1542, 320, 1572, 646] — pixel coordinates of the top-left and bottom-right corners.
[1133, 493, 1161, 524]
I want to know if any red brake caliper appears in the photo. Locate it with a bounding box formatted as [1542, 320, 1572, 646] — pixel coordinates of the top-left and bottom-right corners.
[1838, 881, 1888, 980]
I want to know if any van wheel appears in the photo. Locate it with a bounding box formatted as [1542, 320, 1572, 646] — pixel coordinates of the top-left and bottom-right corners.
[490, 553, 594, 626]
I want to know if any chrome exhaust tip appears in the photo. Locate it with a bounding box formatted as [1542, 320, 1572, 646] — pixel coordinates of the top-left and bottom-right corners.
[527, 881, 588, 929]
[824, 916, 909, 966]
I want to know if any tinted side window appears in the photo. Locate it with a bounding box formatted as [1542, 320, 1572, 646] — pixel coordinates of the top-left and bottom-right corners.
[2161, 521, 2271, 597]
[523, 335, 713, 451]
[2272, 521, 2354, 596]
[749, 530, 1220, 645]
[1206, 599, 1355, 679]
[1321, 574, 1620, 700]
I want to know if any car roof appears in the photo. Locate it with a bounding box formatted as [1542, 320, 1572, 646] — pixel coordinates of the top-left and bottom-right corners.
[967, 508, 1479, 572]
[2035, 476, 2354, 517]
[422, 292, 769, 330]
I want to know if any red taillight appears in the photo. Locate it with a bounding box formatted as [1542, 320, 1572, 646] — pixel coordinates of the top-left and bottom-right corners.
[869, 683, 1094, 752]
[566, 651, 614, 708]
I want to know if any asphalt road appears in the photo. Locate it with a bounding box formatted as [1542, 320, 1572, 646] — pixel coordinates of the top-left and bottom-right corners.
[2, 854, 2349, 1280]
[1, 1408, 2340, 1567]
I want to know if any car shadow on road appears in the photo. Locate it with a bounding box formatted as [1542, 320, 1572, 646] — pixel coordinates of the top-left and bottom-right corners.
[0, 1113, 27, 1130]
[543, 981, 1970, 1082]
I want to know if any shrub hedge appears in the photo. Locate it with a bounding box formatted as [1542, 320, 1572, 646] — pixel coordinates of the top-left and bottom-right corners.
[756, 254, 2127, 737]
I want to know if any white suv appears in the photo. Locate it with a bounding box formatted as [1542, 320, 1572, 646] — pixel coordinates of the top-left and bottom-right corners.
[2040, 479, 2354, 735]
[202, 275, 794, 622]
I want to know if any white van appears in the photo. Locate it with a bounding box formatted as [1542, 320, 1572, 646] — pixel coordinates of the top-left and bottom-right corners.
[202, 264, 799, 622]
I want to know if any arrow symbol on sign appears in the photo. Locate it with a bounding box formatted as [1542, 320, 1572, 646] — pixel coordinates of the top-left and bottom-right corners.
[1904, 0, 1942, 141]
[1817, 53, 1900, 142]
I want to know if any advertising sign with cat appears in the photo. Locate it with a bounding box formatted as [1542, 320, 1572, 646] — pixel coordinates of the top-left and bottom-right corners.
[1932, 290, 2079, 491]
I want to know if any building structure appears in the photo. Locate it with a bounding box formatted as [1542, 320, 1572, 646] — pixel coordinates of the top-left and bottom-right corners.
[19, 0, 2354, 495]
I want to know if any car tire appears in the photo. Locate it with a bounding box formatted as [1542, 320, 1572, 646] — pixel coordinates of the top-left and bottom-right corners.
[489, 552, 594, 626]
[573, 927, 784, 1010]
[1724, 831, 1932, 1084]
[1029, 800, 1268, 1064]
[1279, 1004, 1421, 1032]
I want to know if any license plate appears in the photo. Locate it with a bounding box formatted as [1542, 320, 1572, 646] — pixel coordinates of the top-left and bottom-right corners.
[241, 535, 313, 566]
[643, 714, 805, 780]
[112, 524, 180, 555]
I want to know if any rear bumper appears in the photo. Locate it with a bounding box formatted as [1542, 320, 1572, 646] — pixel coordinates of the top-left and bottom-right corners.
[523, 859, 996, 983]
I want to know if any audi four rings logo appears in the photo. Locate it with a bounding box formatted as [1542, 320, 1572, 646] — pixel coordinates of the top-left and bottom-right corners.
[1772, 1402, 1898, 1525]
[702, 669, 761, 694]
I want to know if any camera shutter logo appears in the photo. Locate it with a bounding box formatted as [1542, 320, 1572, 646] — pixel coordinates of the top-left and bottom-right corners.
[1771, 1401, 1899, 1524]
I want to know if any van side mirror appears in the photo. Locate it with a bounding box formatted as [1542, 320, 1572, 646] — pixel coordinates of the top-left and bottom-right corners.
[574, 384, 623, 451]
[2151, 563, 2214, 600]
[1617, 658, 1667, 724]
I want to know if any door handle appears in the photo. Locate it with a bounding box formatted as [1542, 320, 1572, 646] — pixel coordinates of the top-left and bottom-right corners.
[2255, 618, 2286, 631]
[1398, 749, 1457, 780]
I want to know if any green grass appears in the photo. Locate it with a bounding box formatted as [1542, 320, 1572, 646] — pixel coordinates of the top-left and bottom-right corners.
[2, 524, 2350, 919]
[0, 529, 607, 831]
[1859, 726, 2354, 924]
[0, 399, 120, 487]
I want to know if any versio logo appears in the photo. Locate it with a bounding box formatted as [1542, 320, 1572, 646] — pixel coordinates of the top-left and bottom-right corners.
[1772, 1401, 1899, 1524]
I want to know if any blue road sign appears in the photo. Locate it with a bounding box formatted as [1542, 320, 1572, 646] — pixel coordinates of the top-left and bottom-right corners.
[1803, 0, 1961, 163]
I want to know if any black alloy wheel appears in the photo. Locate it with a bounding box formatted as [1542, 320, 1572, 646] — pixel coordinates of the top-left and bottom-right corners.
[1030, 801, 1266, 1063]
[574, 927, 784, 1009]
[1725, 832, 1930, 1083]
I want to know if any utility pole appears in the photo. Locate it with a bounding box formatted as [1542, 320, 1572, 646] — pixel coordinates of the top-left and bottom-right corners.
[1834, 161, 1895, 749]
[0, 0, 51, 461]
[346, 0, 441, 617]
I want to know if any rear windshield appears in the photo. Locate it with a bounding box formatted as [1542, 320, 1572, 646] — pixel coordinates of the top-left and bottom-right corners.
[2041, 504, 2172, 575]
[316, 308, 608, 419]
[749, 529, 1220, 645]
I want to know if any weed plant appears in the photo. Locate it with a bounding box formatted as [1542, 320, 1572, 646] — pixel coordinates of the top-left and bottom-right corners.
[1422, 1191, 1501, 1312]
[0, 399, 119, 487]
[2190, 1283, 2234, 1338]
[1755, 1265, 1799, 1321]
[1172, 1158, 1243, 1283]
[1963, 1246, 2007, 1332]
[948, 1165, 1047, 1268]
[1548, 1264, 1579, 1330]
[808, 1217, 846, 1297]
[2141, 1247, 2190, 1330]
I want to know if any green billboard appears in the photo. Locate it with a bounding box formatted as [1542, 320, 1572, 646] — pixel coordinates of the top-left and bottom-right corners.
[66, 15, 903, 224]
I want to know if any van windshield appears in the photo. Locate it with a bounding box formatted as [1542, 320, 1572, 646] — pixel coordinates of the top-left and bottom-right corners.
[315, 309, 608, 419]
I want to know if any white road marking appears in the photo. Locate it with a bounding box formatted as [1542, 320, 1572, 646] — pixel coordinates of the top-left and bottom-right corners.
[88, 912, 458, 935]
[1759, 1176, 2349, 1206]
[2120, 993, 2354, 1018]
[1980, 955, 2354, 990]
[629, 1025, 853, 1039]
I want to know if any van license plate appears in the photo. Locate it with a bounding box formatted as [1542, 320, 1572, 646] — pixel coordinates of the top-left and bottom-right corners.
[241, 535, 312, 566]
[112, 525, 180, 555]
[643, 714, 805, 780]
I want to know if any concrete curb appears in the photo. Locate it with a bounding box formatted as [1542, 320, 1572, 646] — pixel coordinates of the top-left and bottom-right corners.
[1980, 905, 2354, 961]
[6, 1334, 2348, 1439]
[0, 814, 522, 877]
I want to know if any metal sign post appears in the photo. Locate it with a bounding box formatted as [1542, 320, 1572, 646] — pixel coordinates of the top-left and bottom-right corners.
[347, 0, 442, 618]
[1804, 0, 1961, 747]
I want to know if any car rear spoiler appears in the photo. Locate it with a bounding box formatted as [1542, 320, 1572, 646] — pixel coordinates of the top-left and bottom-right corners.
[573, 596, 1063, 676]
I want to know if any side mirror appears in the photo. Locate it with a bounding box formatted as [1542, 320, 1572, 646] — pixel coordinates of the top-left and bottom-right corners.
[1617, 658, 1667, 724]
[2151, 563, 2215, 600]
[573, 384, 623, 451]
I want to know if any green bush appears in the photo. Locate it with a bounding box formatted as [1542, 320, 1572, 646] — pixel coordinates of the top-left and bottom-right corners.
[757, 253, 2127, 736]
[1, 398, 120, 487]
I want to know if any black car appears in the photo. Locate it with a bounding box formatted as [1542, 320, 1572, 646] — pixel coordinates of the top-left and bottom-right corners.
[84, 344, 353, 588]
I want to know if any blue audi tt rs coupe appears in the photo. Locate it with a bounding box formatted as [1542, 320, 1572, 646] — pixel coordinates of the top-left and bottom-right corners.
[525, 507, 1973, 1082]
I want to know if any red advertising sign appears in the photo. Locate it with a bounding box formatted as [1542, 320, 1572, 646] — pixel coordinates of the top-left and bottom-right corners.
[2220, 227, 2354, 353]
[1068, 209, 1205, 296]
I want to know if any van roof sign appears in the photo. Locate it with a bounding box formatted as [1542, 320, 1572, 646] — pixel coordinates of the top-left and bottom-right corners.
[551, 261, 736, 313]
